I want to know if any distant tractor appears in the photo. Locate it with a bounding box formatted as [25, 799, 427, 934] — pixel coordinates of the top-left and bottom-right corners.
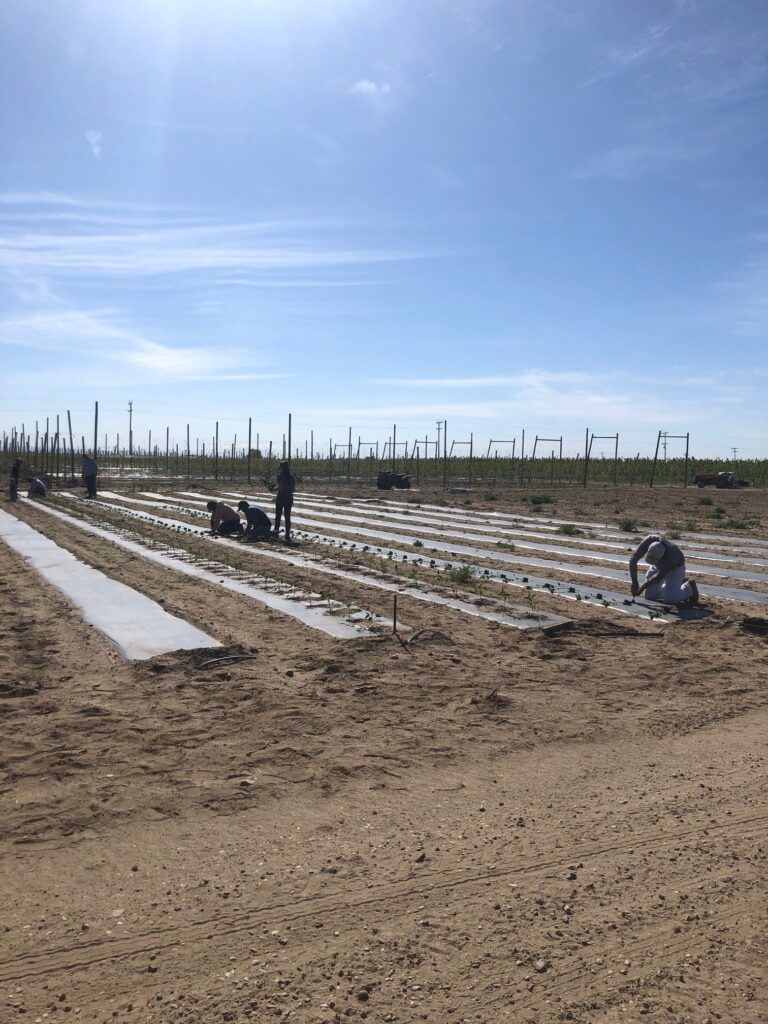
[693, 471, 750, 489]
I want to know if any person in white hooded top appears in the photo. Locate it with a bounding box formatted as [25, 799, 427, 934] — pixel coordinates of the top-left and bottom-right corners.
[629, 534, 699, 606]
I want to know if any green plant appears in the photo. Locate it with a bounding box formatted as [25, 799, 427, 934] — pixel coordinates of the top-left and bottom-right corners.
[698, 496, 713, 506]
[484, 492, 498, 502]
[618, 517, 637, 532]
[413, 539, 423, 547]
[524, 589, 539, 617]
[557, 523, 583, 536]
[722, 518, 749, 530]
[406, 497, 421, 506]
[668, 527, 681, 540]
[528, 494, 553, 505]
[447, 565, 474, 584]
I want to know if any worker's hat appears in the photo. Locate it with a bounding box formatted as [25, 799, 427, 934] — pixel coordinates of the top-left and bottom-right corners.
[646, 541, 666, 565]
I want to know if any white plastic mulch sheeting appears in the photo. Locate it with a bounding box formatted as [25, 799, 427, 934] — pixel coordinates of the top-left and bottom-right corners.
[0, 508, 220, 661]
[25, 500, 372, 640]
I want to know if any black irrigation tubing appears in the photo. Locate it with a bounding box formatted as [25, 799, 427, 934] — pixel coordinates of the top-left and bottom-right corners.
[196, 654, 260, 669]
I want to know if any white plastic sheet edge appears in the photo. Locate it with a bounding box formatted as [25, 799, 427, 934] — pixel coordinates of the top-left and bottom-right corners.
[0, 508, 220, 661]
[22, 500, 370, 640]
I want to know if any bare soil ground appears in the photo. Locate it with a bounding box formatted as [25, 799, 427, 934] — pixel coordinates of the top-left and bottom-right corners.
[1, 483, 767, 1024]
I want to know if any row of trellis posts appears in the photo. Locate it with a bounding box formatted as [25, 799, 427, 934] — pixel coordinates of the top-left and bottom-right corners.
[1, 407, 692, 489]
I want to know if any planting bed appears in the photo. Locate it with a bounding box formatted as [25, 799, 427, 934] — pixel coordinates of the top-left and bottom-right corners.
[1, 482, 767, 1024]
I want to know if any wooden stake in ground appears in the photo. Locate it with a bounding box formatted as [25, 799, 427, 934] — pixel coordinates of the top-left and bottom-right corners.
[684, 432, 690, 488]
[582, 426, 590, 488]
[247, 417, 252, 484]
[519, 428, 525, 486]
[93, 401, 99, 457]
[443, 419, 448, 489]
[67, 410, 75, 483]
[650, 430, 661, 488]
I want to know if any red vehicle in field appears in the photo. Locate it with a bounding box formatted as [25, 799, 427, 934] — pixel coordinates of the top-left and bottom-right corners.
[693, 471, 750, 489]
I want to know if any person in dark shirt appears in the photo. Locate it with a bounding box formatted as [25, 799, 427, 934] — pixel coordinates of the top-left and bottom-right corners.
[206, 499, 244, 537]
[82, 454, 98, 499]
[9, 458, 22, 501]
[629, 534, 699, 606]
[237, 500, 272, 542]
[272, 461, 295, 541]
[27, 476, 47, 498]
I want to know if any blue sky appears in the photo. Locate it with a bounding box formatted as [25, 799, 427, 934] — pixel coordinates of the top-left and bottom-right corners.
[1, 0, 766, 458]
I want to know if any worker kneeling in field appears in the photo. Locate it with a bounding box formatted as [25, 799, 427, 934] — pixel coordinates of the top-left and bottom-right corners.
[237, 500, 272, 542]
[27, 476, 47, 499]
[629, 535, 699, 607]
[206, 499, 244, 537]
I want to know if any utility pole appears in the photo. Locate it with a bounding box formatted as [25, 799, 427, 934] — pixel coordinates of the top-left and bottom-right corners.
[731, 447, 738, 461]
[661, 431, 668, 460]
[435, 420, 442, 462]
[127, 401, 134, 456]
[442, 419, 448, 489]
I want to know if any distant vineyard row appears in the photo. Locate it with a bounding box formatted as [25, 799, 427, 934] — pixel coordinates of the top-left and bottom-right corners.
[6, 449, 765, 488]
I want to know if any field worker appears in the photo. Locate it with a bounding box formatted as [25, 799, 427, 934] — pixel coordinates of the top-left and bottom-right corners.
[273, 460, 295, 541]
[82, 453, 98, 499]
[9, 457, 22, 501]
[27, 476, 47, 499]
[206, 499, 244, 537]
[629, 534, 699, 607]
[237, 500, 272, 542]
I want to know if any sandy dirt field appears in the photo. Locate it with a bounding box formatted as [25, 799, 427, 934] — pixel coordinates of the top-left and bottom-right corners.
[1, 482, 767, 1024]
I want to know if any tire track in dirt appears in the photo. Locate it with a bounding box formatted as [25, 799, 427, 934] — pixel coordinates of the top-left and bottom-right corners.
[2, 810, 765, 983]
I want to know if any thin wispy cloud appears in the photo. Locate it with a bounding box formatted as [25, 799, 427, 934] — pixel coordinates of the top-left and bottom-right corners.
[0, 196, 432, 283]
[375, 371, 597, 389]
[582, 21, 671, 86]
[308, 374, 752, 429]
[0, 191, 181, 211]
[713, 250, 768, 339]
[349, 79, 392, 97]
[578, 16, 768, 180]
[0, 307, 147, 352]
[574, 142, 707, 181]
[84, 130, 103, 160]
[0, 304, 283, 384]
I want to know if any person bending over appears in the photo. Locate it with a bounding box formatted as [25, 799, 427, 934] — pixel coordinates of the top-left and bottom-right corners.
[206, 499, 244, 537]
[237, 500, 272, 542]
[273, 460, 295, 541]
[27, 476, 47, 499]
[629, 534, 699, 607]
